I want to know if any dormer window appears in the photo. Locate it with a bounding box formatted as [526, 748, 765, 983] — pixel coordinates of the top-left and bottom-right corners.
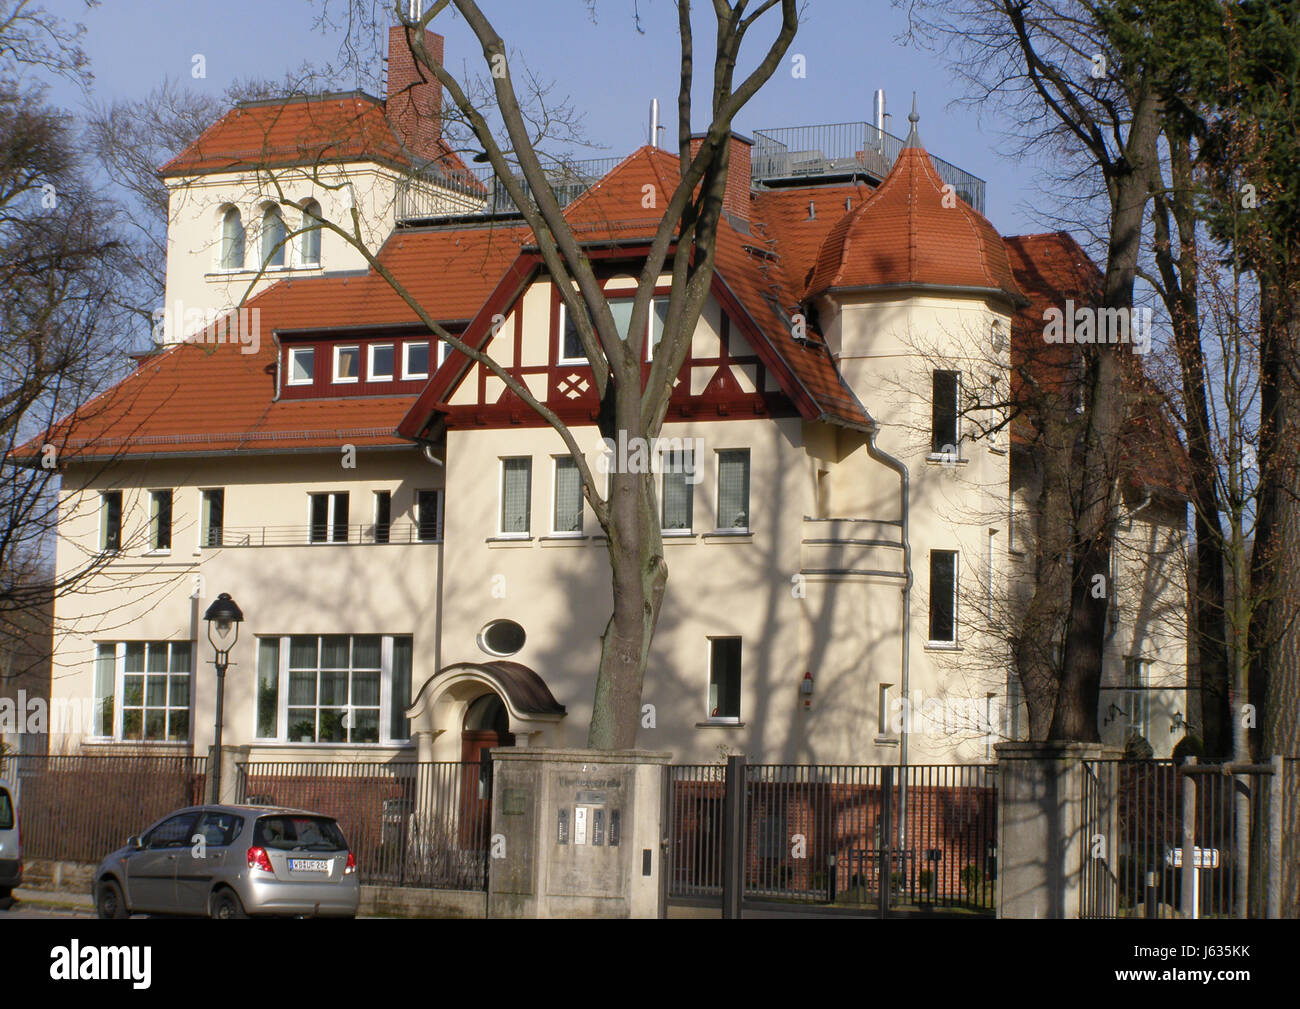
[403, 341, 430, 380]
[287, 346, 314, 385]
[220, 206, 245, 270]
[333, 345, 360, 383]
[261, 205, 286, 269]
[368, 343, 394, 382]
[299, 199, 321, 266]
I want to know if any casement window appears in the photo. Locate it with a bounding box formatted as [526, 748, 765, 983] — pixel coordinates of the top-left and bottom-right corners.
[552, 457, 583, 534]
[287, 346, 314, 385]
[261, 205, 286, 268]
[150, 490, 173, 551]
[201, 489, 224, 548]
[368, 343, 395, 382]
[402, 340, 430, 380]
[299, 199, 321, 266]
[716, 449, 751, 531]
[100, 490, 123, 552]
[661, 449, 694, 533]
[309, 492, 349, 543]
[93, 641, 193, 742]
[500, 457, 532, 536]
[559, 302, 589, 363]
[931, 370, 960, 457]
[1124, 657, 1150, 740]
[373, 490, 392, 544]
[417, 489, 444, 542]
[333, 345, 360, 383]
[220, 206, 245, 270]
[929, 549, 959, 643]
[708, 637, 742, 721]
[256, 634, 414, 744]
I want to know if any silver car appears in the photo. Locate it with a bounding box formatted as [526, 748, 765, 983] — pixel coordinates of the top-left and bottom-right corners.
[94, 803, 359, 919]
[0, 777, 21, 905]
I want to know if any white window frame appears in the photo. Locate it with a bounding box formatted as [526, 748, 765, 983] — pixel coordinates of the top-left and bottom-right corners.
[498, 457, 532, 537]
[260, 634, 414, 746]
[94, 641, 196, 743]
[714, 448, 751, 533]
[372, 489, 392, 544]
[1124, 656, 1151, 740]
[333, 345, 361, 384]
[402, 340, 430, 380]
[660, 447, 694, 535]
[928, 548, 960, 646]
[298, 199, 322, 267]
[368, 343, 395, 383]
[550, 456, 584, 536]
[705, 636, 742, 723]
[219, 206, 245, 272]
[929, 369, 961, 461]
[100, 489, 123, 553]
[557, 302, 589, 365]
[308, 492, 350, 544]
[261, 204, 287, 270]
[287, 346, 315, 386]
[148, 489, 173, 554]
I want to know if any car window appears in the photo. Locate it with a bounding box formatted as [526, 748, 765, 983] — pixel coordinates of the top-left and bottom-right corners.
[254, 815, 347, 852]
[145, 812, 199, 849]
[0, 789, 12, 830]
[197, 811, 243, 847]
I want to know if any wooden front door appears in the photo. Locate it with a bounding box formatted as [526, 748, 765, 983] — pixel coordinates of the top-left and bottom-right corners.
[460, 695, 515, 847]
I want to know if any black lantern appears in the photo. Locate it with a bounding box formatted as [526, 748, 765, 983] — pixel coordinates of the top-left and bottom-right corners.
[202, 592, 244, 802]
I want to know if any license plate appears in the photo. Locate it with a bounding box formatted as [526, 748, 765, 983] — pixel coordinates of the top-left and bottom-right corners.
[289, 858, 330, 873]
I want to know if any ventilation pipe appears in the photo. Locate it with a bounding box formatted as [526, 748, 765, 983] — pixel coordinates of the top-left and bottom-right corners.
[649, 98, 660, 148]
[873, 89, 886, 151]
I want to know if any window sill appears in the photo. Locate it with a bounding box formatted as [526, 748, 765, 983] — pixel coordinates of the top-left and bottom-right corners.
[703, 530, 752, 542]
[144, 549, 172, 557]
[923, 641, 963, 652]
[874, 735, 900, 747]
[662, 531, 697, 542]
[540, 534, 588, 546]
[487, 535, 534, 547]
[697, 719, 744, 728]
[925, 454, 968, 465]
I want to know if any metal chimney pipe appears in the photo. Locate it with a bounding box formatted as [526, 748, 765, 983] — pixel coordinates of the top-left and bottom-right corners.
[873, 89, 886, 151]
[649, 98, 660, 148]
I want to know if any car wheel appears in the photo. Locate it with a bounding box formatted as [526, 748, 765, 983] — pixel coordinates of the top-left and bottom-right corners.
[95, 880, 129, 919]
[209, 889, 248, 919]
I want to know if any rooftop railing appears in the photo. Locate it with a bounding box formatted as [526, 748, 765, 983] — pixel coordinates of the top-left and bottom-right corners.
[395, 122, 985, 222]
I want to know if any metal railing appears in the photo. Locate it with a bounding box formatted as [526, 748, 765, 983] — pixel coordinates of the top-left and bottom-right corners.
[751, 122, 986, 213]
[5, 754, 208, 863]
[215, 520, 439, 547]
[397, 123, 986, 222]
[667, 761, 997, 914]
[235, 760, 492, 891]
[1080, 758, 1284, 919]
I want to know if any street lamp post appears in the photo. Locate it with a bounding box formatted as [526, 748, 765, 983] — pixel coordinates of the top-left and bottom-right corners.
[203, 592, 244, 803]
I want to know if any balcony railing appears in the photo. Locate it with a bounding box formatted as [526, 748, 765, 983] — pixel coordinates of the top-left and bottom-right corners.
[750, 122, 986, 214]
[396, 124, 986, 221]
[214, 520, 440, 547]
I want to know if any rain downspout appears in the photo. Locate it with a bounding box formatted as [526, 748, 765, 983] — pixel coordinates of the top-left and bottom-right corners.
[866, 428, 912, 850]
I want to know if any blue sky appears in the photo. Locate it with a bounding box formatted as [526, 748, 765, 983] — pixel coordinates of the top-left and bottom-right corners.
[50, 0, 1044, 234]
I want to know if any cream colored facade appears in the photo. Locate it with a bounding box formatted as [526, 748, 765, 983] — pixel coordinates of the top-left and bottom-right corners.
[45, 145, 1191, 767]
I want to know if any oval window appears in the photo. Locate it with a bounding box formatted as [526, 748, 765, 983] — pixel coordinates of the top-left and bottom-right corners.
[478, 620, 526, 657]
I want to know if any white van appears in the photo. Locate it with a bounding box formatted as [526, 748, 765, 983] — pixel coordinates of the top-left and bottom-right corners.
[0, 776, 20, 904]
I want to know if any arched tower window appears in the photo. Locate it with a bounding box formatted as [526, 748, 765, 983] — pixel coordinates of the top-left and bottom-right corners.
[299, 199, 321, 266]
[261, 205, 286, 268]
[219, 206, 244, 270]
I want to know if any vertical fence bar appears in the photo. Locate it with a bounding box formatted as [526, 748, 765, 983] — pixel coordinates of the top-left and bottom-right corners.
[721, 755, 746, 919]
[878, 765, 893, 919]
[1181, 756, 1197, 918]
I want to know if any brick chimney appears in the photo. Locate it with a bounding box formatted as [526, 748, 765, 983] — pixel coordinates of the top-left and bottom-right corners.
[689, 132, 753, 222]
[385, 25, 444, 162]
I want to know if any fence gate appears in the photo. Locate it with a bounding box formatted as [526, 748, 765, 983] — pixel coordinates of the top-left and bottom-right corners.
[666, 758, 997, 916]
[1080, 757, 1286, 919]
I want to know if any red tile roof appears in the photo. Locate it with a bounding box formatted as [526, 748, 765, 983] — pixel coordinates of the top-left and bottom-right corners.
[159, 93, 478, 187]
[806, 139, 1022, 303]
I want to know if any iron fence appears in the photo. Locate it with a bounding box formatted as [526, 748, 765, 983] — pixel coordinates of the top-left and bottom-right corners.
[667, 761, 996, 914]
[218, 520, 438, 547]
[5, 754, 207, 863]
[235, 760, 491, 891]
[1081, 758, 1285, 919]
